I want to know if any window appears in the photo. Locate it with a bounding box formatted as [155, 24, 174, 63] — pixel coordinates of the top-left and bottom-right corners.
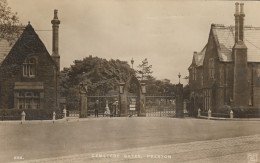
[18, 91, 40, 109]
[209, 58, 215, 79]
[201, 73, 204, 87]
[203, 89, 211, 111]
[192, 67, 197, 80]
[23, 58, 36, 77]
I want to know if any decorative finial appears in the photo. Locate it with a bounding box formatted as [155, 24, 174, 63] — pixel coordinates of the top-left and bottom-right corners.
[131, 58, 134, 69]
[178, 72, 181, 84]
[54, 9, 58, 19]
[28, 21, 30, 25]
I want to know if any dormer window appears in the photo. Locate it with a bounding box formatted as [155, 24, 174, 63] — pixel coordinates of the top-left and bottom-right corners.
[23, 58, 36, 77]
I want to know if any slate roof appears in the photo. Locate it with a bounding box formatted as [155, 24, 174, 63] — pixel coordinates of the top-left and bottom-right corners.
[0, 24, 56, 78]
[195, 45, 206, 67]
[0, 26, 24, 64]
[212, 24, 260, 62]
[189, 45, 207, 69]
[0, 39, 14, 63]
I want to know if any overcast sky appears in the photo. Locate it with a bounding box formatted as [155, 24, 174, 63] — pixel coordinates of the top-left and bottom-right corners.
[8, 0, 260, 84]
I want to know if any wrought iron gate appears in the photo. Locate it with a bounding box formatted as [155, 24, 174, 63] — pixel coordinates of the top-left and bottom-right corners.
[87, 95, 119, 117]
[145, 96, 175, 117]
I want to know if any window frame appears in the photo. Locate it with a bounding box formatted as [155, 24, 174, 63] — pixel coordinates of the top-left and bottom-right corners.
[23, 58, 36, 78]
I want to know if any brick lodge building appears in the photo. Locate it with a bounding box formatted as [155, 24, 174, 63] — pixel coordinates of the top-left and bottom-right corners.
[188, 3, 260, 117]
[0, 10, 61, 112]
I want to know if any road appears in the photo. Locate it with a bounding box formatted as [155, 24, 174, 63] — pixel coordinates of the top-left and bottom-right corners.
[1, 117, 260, 162]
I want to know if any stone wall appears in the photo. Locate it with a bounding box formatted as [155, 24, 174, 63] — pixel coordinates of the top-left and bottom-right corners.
[0, 53, 58, 110]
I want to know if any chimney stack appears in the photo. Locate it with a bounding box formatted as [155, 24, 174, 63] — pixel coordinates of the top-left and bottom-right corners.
[232, 3, 248, 108]
[234, 2, 240, 43]
[51, 10, 61, 109]
[51, 9, 60, 57]
[51, 9, 60, 70]
[239, 3, 245, 41]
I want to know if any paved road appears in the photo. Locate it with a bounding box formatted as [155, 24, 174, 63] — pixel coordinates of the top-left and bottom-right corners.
[14, 134, 260, 163]
[1, 117, 260, 162]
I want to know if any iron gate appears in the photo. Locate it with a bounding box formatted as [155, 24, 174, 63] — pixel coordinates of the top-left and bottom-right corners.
[145, 96, 175, 117]
[87, 95, 119, 117]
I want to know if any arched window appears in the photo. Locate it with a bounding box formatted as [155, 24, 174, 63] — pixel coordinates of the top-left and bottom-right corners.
[23, 58, 36, 77]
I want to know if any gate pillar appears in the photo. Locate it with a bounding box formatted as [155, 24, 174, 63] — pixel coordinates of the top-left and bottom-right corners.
[139, 83, 146, 117]
[119, 83, 128, 117]
[176, 83, 184, 118]
[79, 82, 88, 118]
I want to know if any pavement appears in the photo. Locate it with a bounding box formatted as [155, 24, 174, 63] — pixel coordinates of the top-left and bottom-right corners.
[12, 134, 260, 163]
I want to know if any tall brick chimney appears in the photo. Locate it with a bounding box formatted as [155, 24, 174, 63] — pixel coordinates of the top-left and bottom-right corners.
[51, 9, 60, 71]
[51, 9, 61, 108]
[232, 3, 248, 108]
[239, 3, 245, 41]
[234, 2, 239, 43]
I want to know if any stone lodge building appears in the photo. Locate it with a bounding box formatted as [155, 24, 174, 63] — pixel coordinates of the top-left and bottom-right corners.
[0, 10, 61, 110]
[188, 3, 260, 116]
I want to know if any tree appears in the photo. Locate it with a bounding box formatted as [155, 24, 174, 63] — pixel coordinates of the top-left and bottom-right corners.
[0, 0, 20, 41]
[60, 56, 135, 110]
[137, 58, 153, 81]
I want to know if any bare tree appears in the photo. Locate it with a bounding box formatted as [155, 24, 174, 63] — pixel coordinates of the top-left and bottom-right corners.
[137, 58, 153, 81]
[0, 0, 20, 42]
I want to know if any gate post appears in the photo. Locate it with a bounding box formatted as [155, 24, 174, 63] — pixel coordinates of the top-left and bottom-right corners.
[119, 83, 128, 117]
[21, 111, 26, 121]
[176, 83, 184, 118]
[139, 83, 146, 117]
[79, 82, 88, 118]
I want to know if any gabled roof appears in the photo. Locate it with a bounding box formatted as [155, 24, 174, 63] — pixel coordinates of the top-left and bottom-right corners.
[0, 26, 24, 64]
[211, 24, 260, 62]
[195, 45, 206, 66]
[189, 45, 206, 69]
[0, 39, 14, 63]
[0, 24, 56, 78]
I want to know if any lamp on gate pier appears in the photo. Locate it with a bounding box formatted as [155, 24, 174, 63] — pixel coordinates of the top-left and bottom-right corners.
[119, 83, 125, 94]
[131, 58, 134, 69]
[178, 72, 181, 84]
[141, 83, 146, 94]
[79, 82, 88, 94]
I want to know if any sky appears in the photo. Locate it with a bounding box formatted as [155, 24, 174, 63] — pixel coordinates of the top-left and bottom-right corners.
[7, 0, 260, 84]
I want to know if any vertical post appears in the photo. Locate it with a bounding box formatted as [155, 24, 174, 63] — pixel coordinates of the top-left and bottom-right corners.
[21, 111, 26, 122]
[119, 83, 127, 117]
[198, 108, 201, 118]
[230, 110, 234, 119]
[139, 83, 146, 117]
[176, 83, 184, 118]
[53, 111, 56, 121]
[79, 82, 88, 118]
[208, 109, 211, 119]
[63, 109, 66, 119]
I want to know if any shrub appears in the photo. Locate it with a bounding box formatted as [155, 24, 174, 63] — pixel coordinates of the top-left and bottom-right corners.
[232, 106, 260, 118]
[217, 105, 232, 114]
